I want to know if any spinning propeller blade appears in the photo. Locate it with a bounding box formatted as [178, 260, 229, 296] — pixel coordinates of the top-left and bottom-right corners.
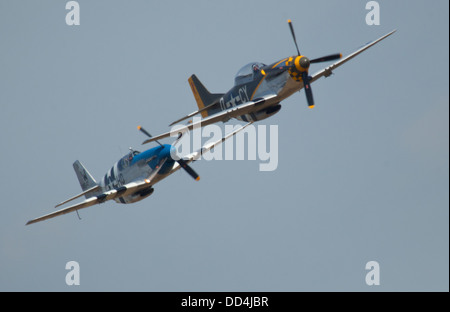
[287, 20, 342, 108]
[176, 158, 200, 181]
[137, 126, 163, 147]
[301, 72, 314, 108]
[287, 19, 301, 56]
[310, 53, 343, 64]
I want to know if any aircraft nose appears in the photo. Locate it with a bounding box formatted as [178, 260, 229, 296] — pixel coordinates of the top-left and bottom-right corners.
[169, 145, 177, 159]
[298, 56, 310, 70]
[287, 55, 311, 82]
[294, 55, 310, 71]
[159, 144, 178, 161]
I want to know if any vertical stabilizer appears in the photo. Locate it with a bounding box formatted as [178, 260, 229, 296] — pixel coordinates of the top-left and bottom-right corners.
[73, 160, 98, 195]
[188, 74, 223, 117]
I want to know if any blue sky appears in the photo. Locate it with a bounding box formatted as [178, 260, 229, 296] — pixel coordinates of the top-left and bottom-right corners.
[0, 0, 448, 291]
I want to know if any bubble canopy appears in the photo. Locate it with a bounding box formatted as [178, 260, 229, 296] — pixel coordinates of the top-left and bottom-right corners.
[234, 62, 266, 85]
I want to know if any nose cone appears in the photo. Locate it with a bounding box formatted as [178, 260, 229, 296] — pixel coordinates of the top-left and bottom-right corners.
[295, 56, 310, 71]
[163, 144, 181, 161]
[299, 56, 310, 69]
[169, 145, 177, 159]
[288, 55, 311, 82]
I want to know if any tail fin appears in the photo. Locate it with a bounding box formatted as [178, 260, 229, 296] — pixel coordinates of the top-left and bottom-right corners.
[188, 75, 223, 118]
[73, 161, 98, 196]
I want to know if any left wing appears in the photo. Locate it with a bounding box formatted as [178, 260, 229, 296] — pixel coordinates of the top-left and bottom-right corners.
[142, 94, 277, 145]
[54, 184, 101, 208]
[26, 180, 152, 225]
[26, 159, 167, 225]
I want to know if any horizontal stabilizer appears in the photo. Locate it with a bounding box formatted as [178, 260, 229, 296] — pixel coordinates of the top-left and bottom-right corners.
[169, 102, 220, 126]
[55, 185, 101, 208]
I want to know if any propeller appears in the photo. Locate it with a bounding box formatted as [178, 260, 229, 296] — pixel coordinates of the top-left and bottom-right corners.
[301, 72, 314, 108]
[286, 19, 342, 108]
[288, 19, 301, 56]
[176, 158, 200, 181]
[137, 125, 200, 181]
[310, 53, 342, 64]
[138, 125, 163, 147]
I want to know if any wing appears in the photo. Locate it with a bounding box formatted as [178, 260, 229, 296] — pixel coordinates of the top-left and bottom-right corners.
[27, 195, 101, 225]
[310, 30, 396, 83]
[169, 122, 254, 173]
[26, 180, 151, 225]
[142, 94, 277, 145]
[26, 159, 167, 225]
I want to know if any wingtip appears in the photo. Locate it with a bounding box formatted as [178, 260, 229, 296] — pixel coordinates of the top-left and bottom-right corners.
[388, 29, 397, 35]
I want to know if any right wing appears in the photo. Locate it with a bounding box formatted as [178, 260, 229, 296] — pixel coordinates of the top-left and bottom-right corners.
[168, 122, 254, 174]
[182, 122, 252, 162]
[142, 94, 277, 145]
[310, 30, 396, 84]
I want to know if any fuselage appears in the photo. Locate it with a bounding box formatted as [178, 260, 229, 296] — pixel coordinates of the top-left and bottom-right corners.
[217, 56, 304, 122]
[97, 144, 176, 204]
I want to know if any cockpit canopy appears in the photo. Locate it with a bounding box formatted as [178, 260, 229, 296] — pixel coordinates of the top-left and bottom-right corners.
[117, 150, 141, 171]
[234, 62, 266, 86]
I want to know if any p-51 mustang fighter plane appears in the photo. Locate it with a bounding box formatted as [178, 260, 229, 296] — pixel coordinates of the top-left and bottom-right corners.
[26, 123, 252, 225]
[142, 20, 396, 145]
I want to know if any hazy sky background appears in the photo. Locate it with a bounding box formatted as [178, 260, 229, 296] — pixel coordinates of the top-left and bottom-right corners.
[0, 0, 448, 291]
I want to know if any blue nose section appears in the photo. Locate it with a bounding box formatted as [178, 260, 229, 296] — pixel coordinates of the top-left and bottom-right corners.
[158, 144, 178, 160]
[157, 144, 176, 174]
[169, 145, 177, 160]
[160, 144, 174, 159]
[133, 144, 177, 173]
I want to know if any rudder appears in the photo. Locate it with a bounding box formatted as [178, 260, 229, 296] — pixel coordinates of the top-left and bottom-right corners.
[73, 160, 98, 194]
[188, 74, 223, 118]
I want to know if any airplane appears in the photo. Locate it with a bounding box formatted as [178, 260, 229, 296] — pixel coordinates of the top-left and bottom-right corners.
[26, 123, 252, 225]
[141, 20, 396, 145]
